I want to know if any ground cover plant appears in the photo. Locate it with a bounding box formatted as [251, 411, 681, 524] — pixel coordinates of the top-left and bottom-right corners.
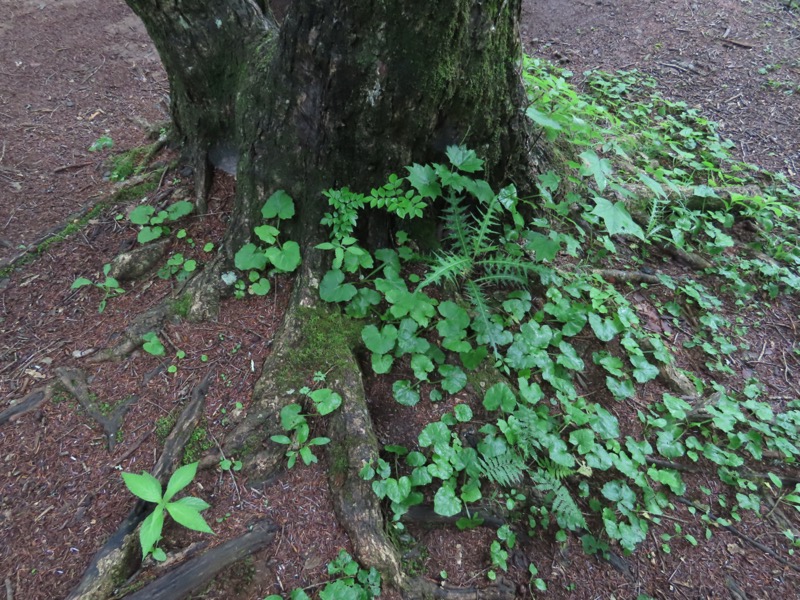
[2, 1, 800, 599]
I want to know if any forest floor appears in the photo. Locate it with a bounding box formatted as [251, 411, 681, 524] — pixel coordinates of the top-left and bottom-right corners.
[1, 0, 799, 599]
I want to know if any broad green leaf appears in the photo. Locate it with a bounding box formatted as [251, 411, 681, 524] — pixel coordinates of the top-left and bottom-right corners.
[446, 145, 484, 173]
[254, 224, 280, 244]
[454, 404, 473, 422]
[266, 241, 301, 272]
[319, 269, 357, 302]
[591, 406, 620, 439]
[524, 231, 560, 262]
[138, 226, 163, 244]
[361, 324, 398, 355]
[139, 506, 164, 557]
[371, 353, 394, 374]
[261, 190, 295, 220]
[169, 495, 210, 512]
[579, 150, 613, 191]
[549, 439, 575, 467]
[460, 345, 487, 370]
[434, 484, 462, 517]
[165, 201, 194, 221]
[309, 388, 342, 415]
[483, 382, 517, 413]
[406, 163, 441, 198]
[392, 380, 420, 406]
[249, 278, 271, 295]
[71, 277, 93, 289]
[588, 312, 621, 342]
[569, 429, 596, 455]
[121, 471, 163, 503]
[557, 341, 584, 371]
[142, 332, 166, 356]
[594, 352, 625, 377]
[167, 500, 214, 533]
[129, 205, 155, 225]
[271, 435, 292, 445]
[411, 354, 435, 381]
[662, 394, 692, 420]
[279, 403, 305, 431]
[419, 422, 451, 448]
[164, 461, 198, 502]
[439, 364, 467, 394]
[631, 355, 659, 383]
[591, 197, 645, 240]
[606, 376, 635, 400]
[525, 106, 563, 140]
[299, 446, 317, 465]
[234, 243, 268, 271]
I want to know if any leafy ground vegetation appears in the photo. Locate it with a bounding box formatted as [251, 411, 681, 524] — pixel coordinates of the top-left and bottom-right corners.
[1, 1, 800, 599]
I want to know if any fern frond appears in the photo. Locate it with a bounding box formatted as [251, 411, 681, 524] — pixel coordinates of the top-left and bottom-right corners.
[532, 468, 587, 531]
[415, 252, 473, 292]
[443, 194, 472, 257]
[537, 457, 575, 480]
[476, 257, 539, 288]
[464, 280, 501, 356]
[471, 196, 503, 257]
[478, 452, 526, 487]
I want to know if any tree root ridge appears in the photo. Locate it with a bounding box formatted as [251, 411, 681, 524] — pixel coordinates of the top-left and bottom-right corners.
[0, 384, 52, 427]
[123, 519, 277, 600]
[55, 367, 136, 451]
[67, 375, 212, 600]
[87, 304, 170, 363]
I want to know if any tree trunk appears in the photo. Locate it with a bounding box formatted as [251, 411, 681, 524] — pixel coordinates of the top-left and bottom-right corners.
[126, 0, 531, 253]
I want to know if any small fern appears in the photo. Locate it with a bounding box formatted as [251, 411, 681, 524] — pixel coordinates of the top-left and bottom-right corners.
[532, 468, 587, 531]
[477, 452, 526, 488]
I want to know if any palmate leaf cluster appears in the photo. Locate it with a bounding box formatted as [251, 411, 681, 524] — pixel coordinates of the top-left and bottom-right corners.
[315, 56, 800, 564]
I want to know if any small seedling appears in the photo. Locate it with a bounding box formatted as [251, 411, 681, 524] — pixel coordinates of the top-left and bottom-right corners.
[121, 461, 213, 561]
[88, 135, 113, 152]
[129, 200, 194, 244]
[71, 263, 125, 313]
[142, 332, 166, 356]
[219, 456, 242, 472]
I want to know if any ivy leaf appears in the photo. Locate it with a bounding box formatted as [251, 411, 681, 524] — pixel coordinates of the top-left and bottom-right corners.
[588, 312, 622, 342]
[319, 269, 357, 302]
[579, 150, 613, 191]
[569, 429, 596, 455]
[266, 241, 301, 272]
[524, 231, 560, 262]
[406, 163, 441, 199]
[439, 364, 467, 394]
[411, 354, 435, 381]
[591, 197, 645, 240]
[362, 324, 398, 355]
[446, 145, 484, 173]
[235, 243, 268, 271]
[606, 376, 635, 400]
[630, 355, 659, 383]
[392, 380, 420, 407]
[434, 484, 462, 517]
[483, 383, 517, 413]
[261, 190, 295, 220]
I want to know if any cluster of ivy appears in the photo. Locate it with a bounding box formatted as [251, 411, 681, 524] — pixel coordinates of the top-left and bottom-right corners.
[307, 57, 800, 571]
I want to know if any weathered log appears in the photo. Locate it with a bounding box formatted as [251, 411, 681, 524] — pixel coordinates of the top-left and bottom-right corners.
[123, 519, 277, 600]
[66, 374, 212, 600]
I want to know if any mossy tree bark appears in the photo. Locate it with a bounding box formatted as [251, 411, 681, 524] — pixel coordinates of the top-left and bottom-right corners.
[121, 1, 533, 596]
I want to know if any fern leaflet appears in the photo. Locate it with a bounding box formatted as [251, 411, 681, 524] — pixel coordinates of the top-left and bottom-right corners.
[477, 452, 526, 488]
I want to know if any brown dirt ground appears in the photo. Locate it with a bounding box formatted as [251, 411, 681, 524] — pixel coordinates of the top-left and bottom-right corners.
[1, 1, 799, 599]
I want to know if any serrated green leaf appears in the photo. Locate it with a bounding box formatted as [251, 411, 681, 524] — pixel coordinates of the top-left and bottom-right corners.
[524, 231, 560, 262]
[249, 278, 271, 296]
[446, 145, 484, 173]
[591, 197, 645, 240]
[406, 163, 441, 198]
[526, 106, 563, 139]
[662, 394, 692, 420]
[606, 376, 635, 400]
[254, 224, 280, 244]
[411, 354, 435, 381]
[579, 150, 613, 191]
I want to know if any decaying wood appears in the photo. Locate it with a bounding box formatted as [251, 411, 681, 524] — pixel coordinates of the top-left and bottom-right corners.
[55, 367, 136, 452]
[593, 268, 662, 285]
[67, 375, 212, 600]
[0, 384, 51, 426]
[638, 337, 697, 398]
[87, 304, 170, 363]
[123, 519, 277, 600]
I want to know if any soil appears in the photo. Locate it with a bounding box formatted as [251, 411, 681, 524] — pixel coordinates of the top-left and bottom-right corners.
[1, 1, 799, 599]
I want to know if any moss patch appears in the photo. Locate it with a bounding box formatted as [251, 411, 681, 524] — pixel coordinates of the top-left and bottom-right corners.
[182, 421, 214, 464]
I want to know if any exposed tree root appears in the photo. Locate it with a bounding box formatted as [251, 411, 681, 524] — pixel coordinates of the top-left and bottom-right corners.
[122, 519, 277, 600]
[326, 351, 405, 588]
[0, 384, 52, 426]
[638, 337, 697, 398]
[402, 576, 517, 599]
[68, 375, 211, 600]
[87, 304, 171, 363]
[55, 367, 136, 451]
